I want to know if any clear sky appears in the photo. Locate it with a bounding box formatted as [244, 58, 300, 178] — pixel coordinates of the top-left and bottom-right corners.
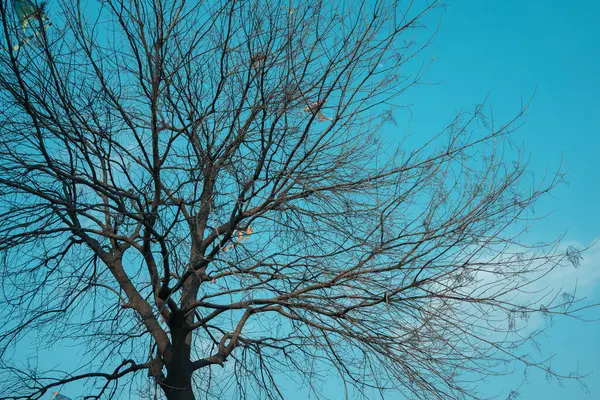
[387, 0, 600, 399]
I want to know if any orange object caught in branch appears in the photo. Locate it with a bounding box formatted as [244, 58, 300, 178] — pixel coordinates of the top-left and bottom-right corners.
[240, 226, 253, 242]
[222, 226, 253, 251]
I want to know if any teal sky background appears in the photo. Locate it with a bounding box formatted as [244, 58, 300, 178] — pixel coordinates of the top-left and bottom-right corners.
[24, 0, 599, 398]
[417, 0, 600, 244]
[386, 0, 600, 399]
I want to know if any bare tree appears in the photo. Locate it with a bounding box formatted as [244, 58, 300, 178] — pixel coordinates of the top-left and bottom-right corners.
[0, 0, 590, 399]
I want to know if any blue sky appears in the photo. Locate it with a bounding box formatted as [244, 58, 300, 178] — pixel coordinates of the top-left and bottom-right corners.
[419, 0, 600, 243]
[393, 1, 600, 398]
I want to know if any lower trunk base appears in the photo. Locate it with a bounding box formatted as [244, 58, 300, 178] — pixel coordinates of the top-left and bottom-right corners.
[162, 378, 195, 400]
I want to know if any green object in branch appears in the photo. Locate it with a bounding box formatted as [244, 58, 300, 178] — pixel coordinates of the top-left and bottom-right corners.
[12, 0, 49, 29]
[9, 0, 51, 51]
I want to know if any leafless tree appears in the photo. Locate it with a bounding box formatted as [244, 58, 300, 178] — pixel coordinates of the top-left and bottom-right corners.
[0, 0, 591, 399]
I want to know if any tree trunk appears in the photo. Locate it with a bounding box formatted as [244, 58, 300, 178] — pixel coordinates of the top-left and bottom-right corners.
[163, 378, 195, 400]
[162, 310, 196, 400]
[161, 358, 195, 400]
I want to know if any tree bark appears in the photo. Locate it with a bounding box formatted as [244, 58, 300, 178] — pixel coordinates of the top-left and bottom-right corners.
[162, 310, 196, 400]
[161, 348, 196, 400]
[163, 379, 195, 400]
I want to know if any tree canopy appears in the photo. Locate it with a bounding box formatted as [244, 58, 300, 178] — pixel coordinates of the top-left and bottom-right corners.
[0, 0, 590, 399]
